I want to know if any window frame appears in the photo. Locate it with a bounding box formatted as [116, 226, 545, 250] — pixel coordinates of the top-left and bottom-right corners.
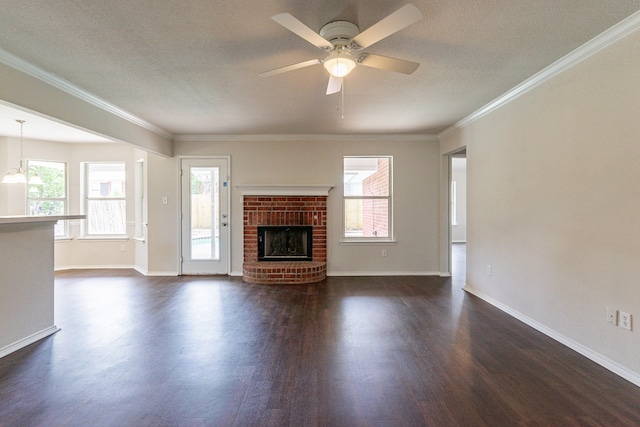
[81, 161, 127, 238]
[26, 159, 68, 238]
[342, 156, 393, 242]
[134, 159, 145, 241]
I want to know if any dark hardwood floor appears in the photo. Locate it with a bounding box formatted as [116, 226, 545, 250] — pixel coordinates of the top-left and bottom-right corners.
[1, 265, 639, 426]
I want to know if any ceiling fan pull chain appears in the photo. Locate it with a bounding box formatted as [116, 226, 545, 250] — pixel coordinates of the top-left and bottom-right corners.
[341, 78, 345, 120]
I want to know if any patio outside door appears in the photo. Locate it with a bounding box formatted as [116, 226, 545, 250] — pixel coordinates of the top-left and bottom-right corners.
[180, 158, 229, 274]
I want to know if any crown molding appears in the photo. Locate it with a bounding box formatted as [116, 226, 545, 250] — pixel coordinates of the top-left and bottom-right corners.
[439, 9, 640, 140]
[0, 48, 172, 140]
[173, 133, 439, 143]
[235, 184, 334, 196]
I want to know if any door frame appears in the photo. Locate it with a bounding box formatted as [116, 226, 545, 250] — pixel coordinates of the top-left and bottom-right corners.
[440, 147, 466, 277]
[179, 155, 231, 275]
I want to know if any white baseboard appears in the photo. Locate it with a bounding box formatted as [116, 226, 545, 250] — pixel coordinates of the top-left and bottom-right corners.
[144, 271, 179, 277]
[327, 271, 440, 277]
[56, 267, 443, 278]
[133, 265, 148, 276]
[463, 285, 640, 388]
[55, 265, 178, 276]
[0, 325, 60, 359]
[55, 264, 136, 271]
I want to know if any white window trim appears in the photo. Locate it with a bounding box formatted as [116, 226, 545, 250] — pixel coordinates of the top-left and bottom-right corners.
[26, 159, 69, 239]
[134, 159, 145, 240]
[342, 155, 394, 242]
[81, 161, 128, 238]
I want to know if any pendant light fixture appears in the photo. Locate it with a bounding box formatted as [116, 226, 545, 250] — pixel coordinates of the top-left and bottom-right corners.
[2, 119, 42, 185]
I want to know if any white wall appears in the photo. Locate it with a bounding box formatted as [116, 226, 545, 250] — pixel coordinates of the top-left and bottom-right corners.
[1, 137, 73, 217]
[174, 137, 441, 276]
[145, 153, 179, 275]
[0, 137, 11, 213]
[440, 24, 640, 383]
[0, 137, 149, 270]
[0, 220, 58, 356]
[0, 63, 172, 157]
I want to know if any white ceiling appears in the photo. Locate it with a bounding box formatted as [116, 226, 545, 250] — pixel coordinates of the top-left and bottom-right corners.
[0, 102, 112, 143]
[0, 1, 639, 141]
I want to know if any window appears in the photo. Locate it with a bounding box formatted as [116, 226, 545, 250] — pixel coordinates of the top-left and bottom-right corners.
[83, 162, 126, 236]
[27, 160, 67, 237]
[343, 156, 392, 239]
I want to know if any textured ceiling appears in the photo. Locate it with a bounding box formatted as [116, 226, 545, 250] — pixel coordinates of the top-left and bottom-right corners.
[1, 0, 639, 138]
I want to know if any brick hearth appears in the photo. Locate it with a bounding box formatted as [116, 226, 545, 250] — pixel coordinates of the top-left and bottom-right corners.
[243, 195, 327, 284]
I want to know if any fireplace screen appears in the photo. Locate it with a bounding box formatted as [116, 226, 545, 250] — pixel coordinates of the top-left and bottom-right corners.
[258, 226, 313, 261]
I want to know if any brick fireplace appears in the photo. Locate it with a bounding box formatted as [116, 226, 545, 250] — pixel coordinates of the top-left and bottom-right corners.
[240, 185, 331, 284]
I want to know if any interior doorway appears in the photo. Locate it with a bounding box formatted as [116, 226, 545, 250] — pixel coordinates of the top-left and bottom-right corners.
[450, 151, 466, 287]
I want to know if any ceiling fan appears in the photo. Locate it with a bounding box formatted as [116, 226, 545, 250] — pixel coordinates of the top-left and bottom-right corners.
[260, 4, 423, 95]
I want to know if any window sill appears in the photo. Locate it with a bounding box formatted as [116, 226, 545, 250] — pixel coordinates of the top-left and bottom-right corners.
[54, 237, 72, 242]
[77, 236, 129, 242]
[133, 237, 146, 243]
[339, 239, 397, 245]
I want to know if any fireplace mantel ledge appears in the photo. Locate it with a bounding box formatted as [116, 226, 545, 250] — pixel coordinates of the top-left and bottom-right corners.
[236, 184, 334, 196]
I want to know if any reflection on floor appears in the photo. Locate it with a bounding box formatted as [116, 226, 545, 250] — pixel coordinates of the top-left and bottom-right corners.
[1, 267, 639, 424]
[452, 242, 466, 287]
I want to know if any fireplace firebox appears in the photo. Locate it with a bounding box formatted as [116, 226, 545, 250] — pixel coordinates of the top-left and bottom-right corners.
[258, 226, 313, 262]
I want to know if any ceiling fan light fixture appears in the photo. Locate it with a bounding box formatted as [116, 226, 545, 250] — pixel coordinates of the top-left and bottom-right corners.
[323, 52, 356, 78]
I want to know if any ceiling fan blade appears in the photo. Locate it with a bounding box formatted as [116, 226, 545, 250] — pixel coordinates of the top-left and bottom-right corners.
[352, 4, 423, 49]
[326, 75, 342, 95]
[271, 13, 333, 49]
[359, 53, 419, 74]
[259, 59, 322, 77]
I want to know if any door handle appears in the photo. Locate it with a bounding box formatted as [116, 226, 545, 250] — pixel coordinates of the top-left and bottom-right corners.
[222, 222, 228, 227]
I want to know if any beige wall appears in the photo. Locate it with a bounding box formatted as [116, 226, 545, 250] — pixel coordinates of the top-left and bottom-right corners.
[145, 154, 179, 275]
[440, 24, 640, 382]
[174, 138, 441, 276]
[4, 137, 439, 277]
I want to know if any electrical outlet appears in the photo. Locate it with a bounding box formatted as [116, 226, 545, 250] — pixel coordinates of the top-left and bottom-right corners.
[607, 307, 618, 326]
[120, 245, 125, 252]
[486, 265, 492, 276]
[382, 249, 387, 257]
[620, 311, 632, 331]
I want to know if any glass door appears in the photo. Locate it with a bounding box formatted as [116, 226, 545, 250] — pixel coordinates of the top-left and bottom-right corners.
[180, 158, 229, 274]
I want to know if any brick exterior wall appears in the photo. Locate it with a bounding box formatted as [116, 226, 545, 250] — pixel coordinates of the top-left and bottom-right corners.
[242, 196, 327, 284]
[362, 158, 389, 237]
